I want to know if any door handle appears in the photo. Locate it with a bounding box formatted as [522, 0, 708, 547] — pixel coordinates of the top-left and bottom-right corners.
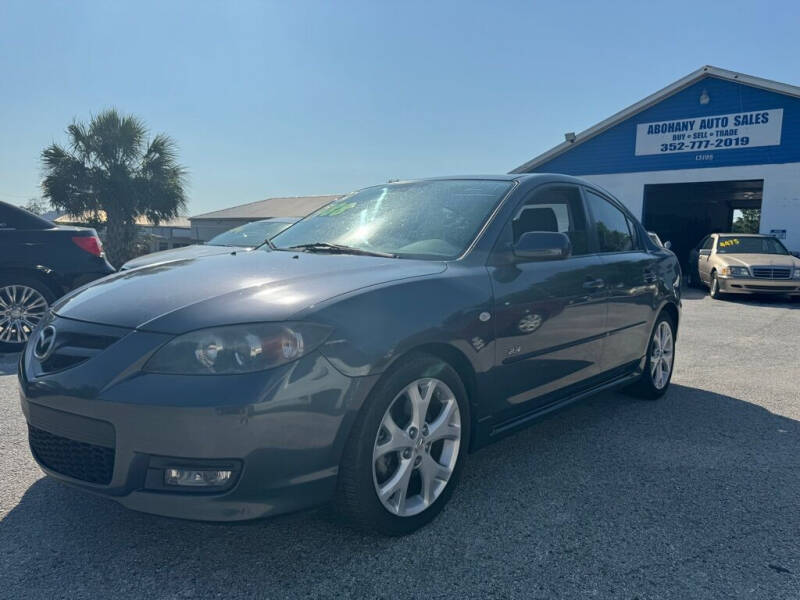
[582, 277, 605, 290]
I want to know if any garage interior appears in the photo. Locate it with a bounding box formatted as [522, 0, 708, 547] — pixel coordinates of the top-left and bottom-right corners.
[642, 179, 764, 267]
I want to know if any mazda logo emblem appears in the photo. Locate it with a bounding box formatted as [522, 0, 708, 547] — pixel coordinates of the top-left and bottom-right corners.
[33, 325, 57, 360]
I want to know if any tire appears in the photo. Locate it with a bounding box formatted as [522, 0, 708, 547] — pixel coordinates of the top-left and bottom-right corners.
[687, 266, 701, 289]
[709, 271, 725, 300]
[0, 275, 54, 353]
[335, 353, 470, 536]
[627, 313, 676, 400]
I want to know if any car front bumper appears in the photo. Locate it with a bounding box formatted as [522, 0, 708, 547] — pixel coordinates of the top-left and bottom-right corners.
[717, 277, 800, 295]
[18, 323, 378, 522]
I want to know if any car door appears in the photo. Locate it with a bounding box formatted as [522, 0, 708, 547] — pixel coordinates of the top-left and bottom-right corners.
[697, 235, 715, 284]
[583, 188, 659, 373]
[0, 202, 25, 272]
[488, 184, 607, 419]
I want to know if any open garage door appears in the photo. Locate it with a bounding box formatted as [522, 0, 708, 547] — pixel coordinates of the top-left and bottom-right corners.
[642, 179, 763, 268]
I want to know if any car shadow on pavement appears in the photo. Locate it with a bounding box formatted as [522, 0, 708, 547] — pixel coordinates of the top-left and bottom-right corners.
[2, 384, 800, 599]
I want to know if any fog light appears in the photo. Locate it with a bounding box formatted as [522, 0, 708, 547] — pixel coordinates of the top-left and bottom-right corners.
[164, 468, 233, 487]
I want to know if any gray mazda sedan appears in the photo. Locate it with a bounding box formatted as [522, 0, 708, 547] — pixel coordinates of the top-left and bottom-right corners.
[19, 175, 681, 535]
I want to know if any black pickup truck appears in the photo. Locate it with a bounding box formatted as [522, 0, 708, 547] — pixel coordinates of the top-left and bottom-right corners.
[0, 201, 115, 351]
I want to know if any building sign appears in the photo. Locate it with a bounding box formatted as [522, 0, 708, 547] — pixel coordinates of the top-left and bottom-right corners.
[635, 108, 783, 156]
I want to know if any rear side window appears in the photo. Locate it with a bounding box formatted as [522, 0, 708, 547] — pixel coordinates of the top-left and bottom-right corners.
[584, 190, 633, 253]
[0, 204, 13, 229]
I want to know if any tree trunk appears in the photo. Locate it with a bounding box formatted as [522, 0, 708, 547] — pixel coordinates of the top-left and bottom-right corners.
[104, 213, 137, 268]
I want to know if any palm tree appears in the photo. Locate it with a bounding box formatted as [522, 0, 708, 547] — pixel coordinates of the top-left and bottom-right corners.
[41, 109, 187, 266]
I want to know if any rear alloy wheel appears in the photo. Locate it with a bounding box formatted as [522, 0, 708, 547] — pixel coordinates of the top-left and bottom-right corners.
[649, 320, 674, 391]
[0, 280, 52, 351]
[336, 354, 469, 535]
[628, 314, 676, 399]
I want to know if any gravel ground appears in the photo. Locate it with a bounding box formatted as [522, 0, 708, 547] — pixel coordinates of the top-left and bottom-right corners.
[1, 288, 799, 599]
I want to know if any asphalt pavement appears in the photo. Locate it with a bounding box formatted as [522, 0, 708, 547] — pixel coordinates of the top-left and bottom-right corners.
[1, 288, 799, 599]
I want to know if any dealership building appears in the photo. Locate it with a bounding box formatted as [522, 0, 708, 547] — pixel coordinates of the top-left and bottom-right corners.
[512, 66, 800, 265]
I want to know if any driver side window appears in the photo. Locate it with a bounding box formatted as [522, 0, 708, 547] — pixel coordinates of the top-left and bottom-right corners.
[701, 236, 714, 250]
[510, 185, 589, 256]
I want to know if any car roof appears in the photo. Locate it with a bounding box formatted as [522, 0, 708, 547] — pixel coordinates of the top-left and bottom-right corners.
[385, 173, 589, 185]
[712, 233, 773, 237]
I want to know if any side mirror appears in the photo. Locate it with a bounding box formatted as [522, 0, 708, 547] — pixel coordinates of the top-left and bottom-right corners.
[513, 231, 571, 261]
[698, 249, 711, 256]
[664, 240, 672, 250]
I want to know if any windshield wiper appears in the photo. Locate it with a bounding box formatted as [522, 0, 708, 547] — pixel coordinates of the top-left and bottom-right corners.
[286, 242, 397, 258]
[254, 238, 277, 251]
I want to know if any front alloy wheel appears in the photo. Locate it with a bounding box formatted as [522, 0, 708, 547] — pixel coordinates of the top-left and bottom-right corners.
[709, 272, 724, 300]
[373, 378, 461, 517]
[336, 354, 469, 535]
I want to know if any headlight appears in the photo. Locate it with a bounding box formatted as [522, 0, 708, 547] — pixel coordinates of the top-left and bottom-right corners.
[720, 266, 750, 277]
[793, 268, 800, 280]
[144, 322, 331, 375]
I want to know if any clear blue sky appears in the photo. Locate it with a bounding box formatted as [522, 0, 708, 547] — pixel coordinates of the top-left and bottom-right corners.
[1, 0, 799, 215]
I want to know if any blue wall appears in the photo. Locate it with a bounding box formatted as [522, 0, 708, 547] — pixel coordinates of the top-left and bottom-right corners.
[529, 76, 800, 175]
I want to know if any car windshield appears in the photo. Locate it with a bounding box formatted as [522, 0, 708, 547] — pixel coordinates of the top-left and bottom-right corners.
[717, 236, 789, 255]
[271, 180, 513, 259]
[207, 220, 294, 247]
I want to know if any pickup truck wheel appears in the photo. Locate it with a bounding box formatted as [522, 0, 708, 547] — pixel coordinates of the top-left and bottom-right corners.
[335, 354, 469, 536]
[0, 276, 54, 352]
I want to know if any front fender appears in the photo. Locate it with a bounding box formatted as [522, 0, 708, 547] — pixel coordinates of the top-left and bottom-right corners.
[312, 265, 495, 380]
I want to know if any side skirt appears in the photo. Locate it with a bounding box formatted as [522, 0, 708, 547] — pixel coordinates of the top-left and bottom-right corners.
[471, 364, 643, 449]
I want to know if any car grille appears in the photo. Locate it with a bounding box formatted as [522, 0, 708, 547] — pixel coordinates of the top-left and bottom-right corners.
[751, 266, 792, 279]
[28, 424, 115, 485]
[37, 318, 128, 373]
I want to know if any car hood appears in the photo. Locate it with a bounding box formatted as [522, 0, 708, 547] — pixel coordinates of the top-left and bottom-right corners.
[716, 253, 800, 268]
[54, 250, 446, 334]
[121, 244, 239, 270]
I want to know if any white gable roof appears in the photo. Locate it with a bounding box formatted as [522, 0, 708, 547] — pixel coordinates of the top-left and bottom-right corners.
[510, 66, 800, 173]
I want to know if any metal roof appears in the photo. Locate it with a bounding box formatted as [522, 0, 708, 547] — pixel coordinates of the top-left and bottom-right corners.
[191, 195, 342, 221]
[54, 212, 191, 228]
[510, 66, 800, 173]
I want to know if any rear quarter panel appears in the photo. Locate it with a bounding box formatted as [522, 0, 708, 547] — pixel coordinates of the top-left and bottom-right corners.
[0, 228, 114, 295]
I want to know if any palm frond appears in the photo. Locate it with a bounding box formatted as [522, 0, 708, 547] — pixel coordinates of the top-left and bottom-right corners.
[41, 109, 188, 265]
